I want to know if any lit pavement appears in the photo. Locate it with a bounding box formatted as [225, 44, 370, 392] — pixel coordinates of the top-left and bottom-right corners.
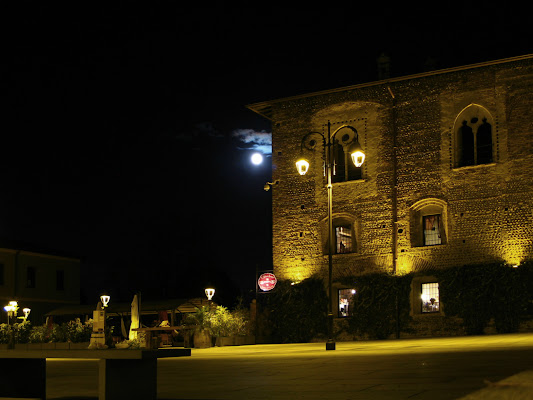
[46, 333, 533, 399]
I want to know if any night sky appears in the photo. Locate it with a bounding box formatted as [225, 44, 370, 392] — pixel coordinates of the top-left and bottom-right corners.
[2, 4, 531, 305]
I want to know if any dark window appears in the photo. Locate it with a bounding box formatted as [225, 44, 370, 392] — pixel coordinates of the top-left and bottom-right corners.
[335, 225, 353, 253]
[423, 215, 442, 246]
[26, 266, 36, 288]
[458, 117, 493, 167]
[421, 282, 440, 313]
[0, 263, 4, 285]
[476, 118, 493, 164]
[56, 270, 64, 291]
[332, 143, 362, 183]
[338, 288, 356, 317]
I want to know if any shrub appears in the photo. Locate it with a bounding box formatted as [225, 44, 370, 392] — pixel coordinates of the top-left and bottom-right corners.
[346, 273, 412, 340]
[13, 321, 32, 344]
[436, 262, 533, 334]
[65, 318, 93, 343]
[0, 323, 12, 344]
[185, 305, 252, 337]
[258, 277, 328, 343]
[29, 324, 50, 343]
[184, 306, 212, 334]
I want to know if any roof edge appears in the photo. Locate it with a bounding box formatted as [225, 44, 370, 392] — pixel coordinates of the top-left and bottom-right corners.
[246, 54, 533, 120]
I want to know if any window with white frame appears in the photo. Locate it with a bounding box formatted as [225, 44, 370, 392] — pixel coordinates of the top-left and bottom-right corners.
[423, 214, 442, 246]
[335, 225, 353, 253]
[410, 199, 447, 247]
[421, 282, 440, 313]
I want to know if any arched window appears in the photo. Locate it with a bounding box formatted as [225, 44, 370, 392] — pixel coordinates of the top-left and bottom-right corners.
[332, 143, 363, 183]
[410, 199, 448, 247]
[321, 214, 359, 254]
[454, 105, 495, 168]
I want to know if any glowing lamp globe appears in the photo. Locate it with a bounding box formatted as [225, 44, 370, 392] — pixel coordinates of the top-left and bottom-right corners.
[100, 295, 110, 308]
[205, 288, 215, 300]
[348, 141, 365, 167]
[295, 158, 310, 175]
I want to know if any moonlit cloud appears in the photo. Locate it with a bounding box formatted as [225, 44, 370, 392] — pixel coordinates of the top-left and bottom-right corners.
[232, 129, 272, 155]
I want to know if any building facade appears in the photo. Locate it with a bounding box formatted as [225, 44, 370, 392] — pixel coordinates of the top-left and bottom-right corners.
[0, 247, 80, 324]
[248, 55, 533, 326]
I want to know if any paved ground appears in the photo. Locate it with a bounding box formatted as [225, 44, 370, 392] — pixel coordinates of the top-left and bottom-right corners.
[46, 333, 533, 399]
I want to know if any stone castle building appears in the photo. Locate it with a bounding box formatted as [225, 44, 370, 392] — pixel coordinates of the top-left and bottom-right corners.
[248, 55, 533, 320]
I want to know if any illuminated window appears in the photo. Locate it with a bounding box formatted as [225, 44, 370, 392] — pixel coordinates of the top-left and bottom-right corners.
[26, 266, 36, 288]
[410, 199, 447, 247]
[323, 215, 359, 255]
[332, 142, 362, 183]
[336, 225, 353, 253]
[338, 288, 356, 317]
[423, 214, 442, 246]
[421, 282, 440, 313]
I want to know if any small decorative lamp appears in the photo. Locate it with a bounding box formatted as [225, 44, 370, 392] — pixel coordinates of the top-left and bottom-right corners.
[23, 308, 31, 321]
[295, 158, 310, 175]
[348, 141, 365, 167]
[100, 295, 111, 309]
[205, 288, 215, 301]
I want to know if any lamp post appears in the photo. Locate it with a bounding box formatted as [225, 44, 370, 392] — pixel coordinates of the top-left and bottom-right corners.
[90, 294, 111, 349]
[205, 287, 215, 311]
[296, 121, 365, 351]
[4, 301, 18, 325]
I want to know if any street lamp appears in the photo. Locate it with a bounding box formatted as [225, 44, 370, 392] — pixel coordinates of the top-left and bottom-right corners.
[205, 288, 215, 301]
[100, 294, 111, 309]
[4, 301, 19, 324]
[296, 121, 365, 351]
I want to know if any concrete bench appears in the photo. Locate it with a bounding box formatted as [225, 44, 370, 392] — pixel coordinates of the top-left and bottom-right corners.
[0, 348, 190, 400]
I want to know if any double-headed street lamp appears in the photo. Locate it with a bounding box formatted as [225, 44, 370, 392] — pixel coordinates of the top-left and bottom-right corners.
[296, 121, 365, 351]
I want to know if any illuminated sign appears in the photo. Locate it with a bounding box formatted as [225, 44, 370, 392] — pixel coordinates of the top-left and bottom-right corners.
[258, 273, 277, 291]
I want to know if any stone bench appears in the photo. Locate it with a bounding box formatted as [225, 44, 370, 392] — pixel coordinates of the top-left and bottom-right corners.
[0, 348, 190, 400]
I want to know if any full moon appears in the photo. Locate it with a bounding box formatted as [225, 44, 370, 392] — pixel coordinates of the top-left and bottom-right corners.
[251, 153, 263, 165]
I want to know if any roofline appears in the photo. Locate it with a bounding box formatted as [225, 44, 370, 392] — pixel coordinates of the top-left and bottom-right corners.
[246, 54, 533, 120]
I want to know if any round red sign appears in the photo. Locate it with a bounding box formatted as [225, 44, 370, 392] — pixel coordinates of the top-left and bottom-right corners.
[258, 273, 277, 291]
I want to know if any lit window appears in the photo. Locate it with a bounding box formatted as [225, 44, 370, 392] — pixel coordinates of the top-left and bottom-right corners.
[336, 225, 353, 253]
[423, 214, 442, 246]
[421, 282, 439, 313]
[338, 288, 356, 317]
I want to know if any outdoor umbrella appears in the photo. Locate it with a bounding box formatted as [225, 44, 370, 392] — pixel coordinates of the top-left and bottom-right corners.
[128, 294, 140, 340]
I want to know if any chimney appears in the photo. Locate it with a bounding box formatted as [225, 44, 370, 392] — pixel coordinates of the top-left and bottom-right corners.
[377, 53, 391, 80]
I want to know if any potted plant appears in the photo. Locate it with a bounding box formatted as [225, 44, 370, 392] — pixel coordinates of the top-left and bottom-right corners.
[184, 306, 213, 348]
[211, 306, 253, 346]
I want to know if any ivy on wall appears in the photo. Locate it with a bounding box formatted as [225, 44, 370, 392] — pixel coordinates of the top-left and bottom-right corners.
[257, 277, 328, 343]
[436, 261, 533, 335]
[340, 273, 413, 340]
[257, 262, 533, 342]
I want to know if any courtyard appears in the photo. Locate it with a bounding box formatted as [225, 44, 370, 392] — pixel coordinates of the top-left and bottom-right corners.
[45, 333, 533, 399]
